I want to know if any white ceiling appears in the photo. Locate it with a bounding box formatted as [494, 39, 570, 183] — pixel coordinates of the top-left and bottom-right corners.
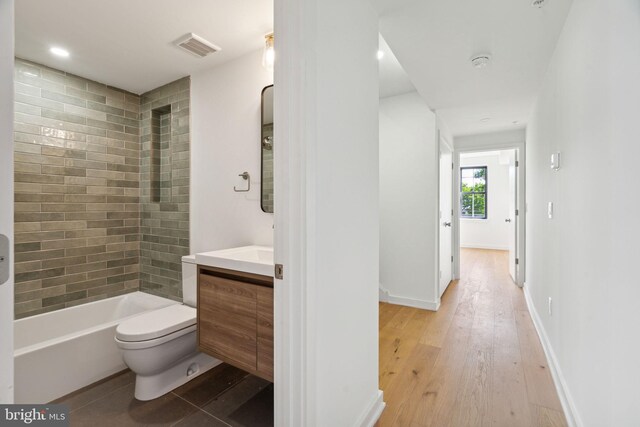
[16, 0, 572, 133]
[378, 35, 415, 99]
[374, 0, 573, 136]
[15, 0, 273, 94]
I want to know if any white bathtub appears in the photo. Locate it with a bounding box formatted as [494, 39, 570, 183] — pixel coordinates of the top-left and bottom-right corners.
[14, 291, 178, 404]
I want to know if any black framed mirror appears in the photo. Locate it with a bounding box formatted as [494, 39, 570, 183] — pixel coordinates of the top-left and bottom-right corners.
[261, 85, 274, 213]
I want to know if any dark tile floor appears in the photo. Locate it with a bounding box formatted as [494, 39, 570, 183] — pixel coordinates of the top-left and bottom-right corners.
[55, 363, 274, 427]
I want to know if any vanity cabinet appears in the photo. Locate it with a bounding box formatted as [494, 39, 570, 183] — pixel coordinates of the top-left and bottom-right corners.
[256, 286, 274, 379]
[197, 266, 274, 382]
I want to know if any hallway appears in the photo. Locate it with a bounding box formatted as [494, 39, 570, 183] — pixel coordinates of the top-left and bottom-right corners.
[378, 249, 566, 427]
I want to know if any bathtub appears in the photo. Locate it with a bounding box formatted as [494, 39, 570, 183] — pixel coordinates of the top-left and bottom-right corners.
[14, 291, 178, 404]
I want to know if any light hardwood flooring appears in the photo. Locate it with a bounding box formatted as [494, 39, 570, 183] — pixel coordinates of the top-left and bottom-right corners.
[378, 248, 567, 427]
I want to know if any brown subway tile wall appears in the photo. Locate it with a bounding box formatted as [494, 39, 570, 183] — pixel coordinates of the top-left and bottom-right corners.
[139, 78, 191, 301]
[13, 59, 191, 318]
[14, 59, 141, 319]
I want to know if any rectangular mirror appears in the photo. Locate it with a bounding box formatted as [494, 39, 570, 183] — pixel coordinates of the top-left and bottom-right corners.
[261, 85, 274, 213]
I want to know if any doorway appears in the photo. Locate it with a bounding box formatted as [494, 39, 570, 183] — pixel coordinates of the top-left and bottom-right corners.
[438, 136, 453, 296]
[453, 144, 525, 286]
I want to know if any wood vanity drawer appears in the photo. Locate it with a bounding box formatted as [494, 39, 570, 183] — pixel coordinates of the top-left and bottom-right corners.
[197, 266, 274, 381]
[198, 274, 258, 373]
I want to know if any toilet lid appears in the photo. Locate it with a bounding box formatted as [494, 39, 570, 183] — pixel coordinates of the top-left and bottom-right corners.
[116, 304, 196, 342]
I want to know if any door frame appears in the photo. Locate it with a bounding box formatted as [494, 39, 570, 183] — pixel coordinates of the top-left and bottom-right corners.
[452, 138, 526, 286]
[273, 0, 381, 425]
[0, 0, 15, 404]
[438, 135, 454, 297]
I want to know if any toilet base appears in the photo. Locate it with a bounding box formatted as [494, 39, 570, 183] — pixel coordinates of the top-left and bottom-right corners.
[134, 352, 221, 401]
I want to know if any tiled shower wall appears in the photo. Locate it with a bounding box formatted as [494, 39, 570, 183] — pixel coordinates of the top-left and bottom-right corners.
[13, 59, 141, 319]
[261, 123, 274, 213]
[139, 78, 191, 300]
[13, 58, 190, 318]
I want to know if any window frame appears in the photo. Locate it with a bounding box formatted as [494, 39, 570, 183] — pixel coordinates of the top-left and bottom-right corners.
[460, 166, 488, 219]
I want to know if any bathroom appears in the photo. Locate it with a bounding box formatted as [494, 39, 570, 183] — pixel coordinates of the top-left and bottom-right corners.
[1, 0, 389, 422]
[11, 0, 276, 424]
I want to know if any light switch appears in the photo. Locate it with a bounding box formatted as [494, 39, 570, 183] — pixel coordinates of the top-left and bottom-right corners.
[550, 152, 561, 171]
[547, 202, 554, 219]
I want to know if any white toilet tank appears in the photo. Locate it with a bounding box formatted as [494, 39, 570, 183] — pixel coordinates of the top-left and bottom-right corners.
[181, 255, 197, 307]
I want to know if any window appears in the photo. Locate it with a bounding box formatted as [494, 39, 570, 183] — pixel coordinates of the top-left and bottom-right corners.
[460, 166, 487, 219]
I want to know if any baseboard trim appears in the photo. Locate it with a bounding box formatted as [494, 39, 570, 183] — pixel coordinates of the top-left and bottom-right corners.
[387, 294, 439, 311]
[523, 284, 582, 427]
[356, 389, 385, 427]
[460, 244, 509, 251]
[379, 285, 440, 311]
[379, 286, 390, 303]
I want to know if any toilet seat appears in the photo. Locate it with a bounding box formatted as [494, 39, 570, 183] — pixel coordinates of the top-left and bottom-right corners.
[115, 304, 196, 350]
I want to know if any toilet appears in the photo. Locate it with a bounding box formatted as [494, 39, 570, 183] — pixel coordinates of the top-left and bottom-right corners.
[115, 255, 219, 401]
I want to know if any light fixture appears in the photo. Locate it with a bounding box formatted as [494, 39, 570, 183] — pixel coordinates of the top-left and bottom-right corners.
[263, 33, 274, 69]
[377, 50, 384, 60]
[49, 47, 70, 58]
[470, 54, 491, 69]
[480, 117, 491, 123]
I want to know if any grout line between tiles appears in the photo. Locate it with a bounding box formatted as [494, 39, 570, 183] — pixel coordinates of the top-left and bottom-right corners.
[196, 378, 272, 424]
[67, 380, 133, 414]
[193, 372, 251, 409]
[170, 393, 233, 427]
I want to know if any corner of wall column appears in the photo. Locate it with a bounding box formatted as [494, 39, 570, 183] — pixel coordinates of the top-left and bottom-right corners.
[0, 0, 15, 404]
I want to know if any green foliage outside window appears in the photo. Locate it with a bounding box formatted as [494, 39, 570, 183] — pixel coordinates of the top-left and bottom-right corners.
[461, 167, 487, 219]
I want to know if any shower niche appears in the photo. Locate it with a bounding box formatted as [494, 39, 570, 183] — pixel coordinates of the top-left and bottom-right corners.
[151, 105, 172, 203]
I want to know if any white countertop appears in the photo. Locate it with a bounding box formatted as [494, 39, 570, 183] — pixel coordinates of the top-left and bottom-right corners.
[195, 245, 274, 277]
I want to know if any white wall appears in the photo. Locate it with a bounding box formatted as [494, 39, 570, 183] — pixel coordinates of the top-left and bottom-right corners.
[190, 50, 274, 254]
[311, 2, 380, 424]
[273, 0, 381, 424]
[379, 91, 439, 310]
[436, 114, 453, 146]
[455, 128, 525, 151]
[526, 0, 640, 425]
[459, 152, 510, 250]
[0, 0, 14, 403]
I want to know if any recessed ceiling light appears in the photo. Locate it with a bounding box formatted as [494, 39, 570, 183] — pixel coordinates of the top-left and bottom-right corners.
[480, 117, 491, 123]
[471, 54, 491, 69]
[377, 50, 384, 60]
[50, 47, 70, 58]
[531, 0, 546, 8]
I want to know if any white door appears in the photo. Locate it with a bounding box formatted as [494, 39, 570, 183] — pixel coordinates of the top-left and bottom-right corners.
[439, 139, 453, 296]
[507, 149, 517, 283]
[0, 0, 14, 403]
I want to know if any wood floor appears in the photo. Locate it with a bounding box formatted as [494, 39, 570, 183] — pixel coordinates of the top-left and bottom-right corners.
[378, 249, 567, 427]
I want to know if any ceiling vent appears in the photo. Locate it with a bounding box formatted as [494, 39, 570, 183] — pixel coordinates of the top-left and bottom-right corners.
[174, 33, 221, 58]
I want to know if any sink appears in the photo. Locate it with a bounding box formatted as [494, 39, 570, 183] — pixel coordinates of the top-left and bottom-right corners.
[195, 246, 274, 277]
